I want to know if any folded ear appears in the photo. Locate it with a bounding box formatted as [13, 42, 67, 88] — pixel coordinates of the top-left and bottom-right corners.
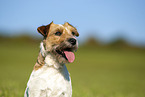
[37, 21, 53, 38]
[76, 32, 79, 37]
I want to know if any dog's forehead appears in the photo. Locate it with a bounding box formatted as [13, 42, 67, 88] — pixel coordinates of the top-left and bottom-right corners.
[50, 23, 71, 32]
[48, 22, 79, 37]
[58, 24, 70, 33]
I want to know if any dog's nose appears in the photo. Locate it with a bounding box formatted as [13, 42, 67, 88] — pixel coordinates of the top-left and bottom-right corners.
[68, 38, 76, 45]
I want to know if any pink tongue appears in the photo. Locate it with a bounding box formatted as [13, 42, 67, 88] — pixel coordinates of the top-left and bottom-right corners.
[64, 51, 75, 63]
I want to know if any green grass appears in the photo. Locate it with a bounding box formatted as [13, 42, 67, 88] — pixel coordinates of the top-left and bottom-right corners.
[0, 41, 145, 97]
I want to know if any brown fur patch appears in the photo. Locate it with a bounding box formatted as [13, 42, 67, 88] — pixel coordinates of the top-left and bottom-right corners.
[34, 52, 45, 70]
[45, 23, 78, 48]
[63, 22, 79, 37]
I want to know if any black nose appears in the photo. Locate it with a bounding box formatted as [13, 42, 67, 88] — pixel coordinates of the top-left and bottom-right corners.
[68, 38, 76, 45]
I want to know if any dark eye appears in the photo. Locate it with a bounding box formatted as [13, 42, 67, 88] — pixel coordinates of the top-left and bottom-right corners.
[72, 32, 75, 35]
[55, 32, 62, 36]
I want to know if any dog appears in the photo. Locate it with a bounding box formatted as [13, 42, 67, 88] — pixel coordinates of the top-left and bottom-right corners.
[24, 22, 79, 97]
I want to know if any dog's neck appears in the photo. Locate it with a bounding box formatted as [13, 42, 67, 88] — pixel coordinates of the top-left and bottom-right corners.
[34, 42, 63, 70]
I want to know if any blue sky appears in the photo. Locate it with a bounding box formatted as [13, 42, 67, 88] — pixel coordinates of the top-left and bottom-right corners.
[0, 0, 145, 46]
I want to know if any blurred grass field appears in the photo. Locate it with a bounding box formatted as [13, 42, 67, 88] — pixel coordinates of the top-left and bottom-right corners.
[0, 40, 145, 97]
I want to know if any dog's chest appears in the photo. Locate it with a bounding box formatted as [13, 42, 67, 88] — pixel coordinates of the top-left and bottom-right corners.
[27, 65, 72, 97]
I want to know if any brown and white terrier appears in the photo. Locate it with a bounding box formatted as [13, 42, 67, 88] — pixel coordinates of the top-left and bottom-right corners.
[24, 22, 79, 97]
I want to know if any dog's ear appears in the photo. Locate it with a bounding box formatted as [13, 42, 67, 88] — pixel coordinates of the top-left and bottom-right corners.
[37, 21, 53, 37]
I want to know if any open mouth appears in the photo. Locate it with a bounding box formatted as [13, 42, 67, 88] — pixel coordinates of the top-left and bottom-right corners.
[56, 48, 75, 63]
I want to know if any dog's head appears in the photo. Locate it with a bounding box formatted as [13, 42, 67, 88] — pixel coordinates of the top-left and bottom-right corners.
[37, 22, 79, 64]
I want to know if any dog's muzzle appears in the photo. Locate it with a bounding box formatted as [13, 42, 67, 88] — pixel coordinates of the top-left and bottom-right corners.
[54, 38, 78, 63]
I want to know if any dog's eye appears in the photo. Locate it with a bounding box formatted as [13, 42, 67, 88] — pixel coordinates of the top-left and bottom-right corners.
[72, 32, 75, 36]
[55, 32, 62, 36]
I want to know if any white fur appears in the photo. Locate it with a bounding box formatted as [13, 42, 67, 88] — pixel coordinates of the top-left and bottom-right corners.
[25, 64, 72, 97]
[24, 43, 72, 97]
[64, 27, 70, 34]
[40, 42, 46, 57]
[45, 54, 60, 69]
